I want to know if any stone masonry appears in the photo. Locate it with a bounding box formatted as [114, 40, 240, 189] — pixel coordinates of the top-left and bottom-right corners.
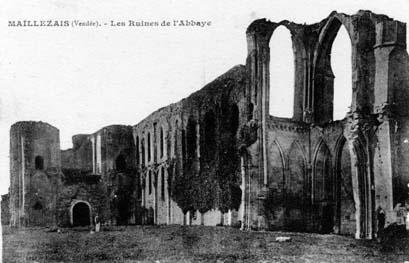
[4, 11, 409, 239]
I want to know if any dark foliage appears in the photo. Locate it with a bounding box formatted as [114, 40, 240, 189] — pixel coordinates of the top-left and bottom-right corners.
[170, 102, 241, 215]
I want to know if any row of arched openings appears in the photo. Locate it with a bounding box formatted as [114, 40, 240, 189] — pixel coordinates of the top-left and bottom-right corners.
[135, 104, 239, 167]
[135, 126, 167, 166]
[268, 138, 355, 235]
[268, 23, 351, 120]
[186, 104, 239, 165]
[144, 167, 166, 199]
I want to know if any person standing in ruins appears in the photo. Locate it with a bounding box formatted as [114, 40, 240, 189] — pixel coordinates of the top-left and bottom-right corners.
[94, 214, 101, 232]
[376, 207, 386, 242]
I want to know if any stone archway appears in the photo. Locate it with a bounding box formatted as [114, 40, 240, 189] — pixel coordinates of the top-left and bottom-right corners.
[312, 140, 334, 233]
[334, 136, 356, 236]
[338, 135, 374, 239]
[312, 16, 354, 123]
[70, 200, 92, 226]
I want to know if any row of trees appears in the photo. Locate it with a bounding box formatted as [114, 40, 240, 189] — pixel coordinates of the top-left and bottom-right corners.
[170, 103, 242, 215]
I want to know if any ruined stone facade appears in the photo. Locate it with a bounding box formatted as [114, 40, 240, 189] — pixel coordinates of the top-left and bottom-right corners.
[6, 11, 409, 239]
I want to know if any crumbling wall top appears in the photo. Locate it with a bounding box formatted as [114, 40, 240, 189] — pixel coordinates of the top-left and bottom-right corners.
[10, 121, 59, 133]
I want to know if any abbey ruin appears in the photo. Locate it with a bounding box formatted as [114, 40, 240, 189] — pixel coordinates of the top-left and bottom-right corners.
[4, 11, 409, 239]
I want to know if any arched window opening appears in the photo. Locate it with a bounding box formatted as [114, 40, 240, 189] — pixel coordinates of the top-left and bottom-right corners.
[160, 127, 164, 158]
[332, 26, 352, 120]
[181, 129, 186, 162]
[161, 166, 165, 201]
[153, 123, 157, 163]
[137, 180, 142, 200]
[116, 154, 127, 171]
[147, 132, 151, 162]
[314, 143, 333, 203]
[33, 201, 43, 210]
[148, 171, 152, 195]
[269, 26, 294, 118]
[247, 103, 254, 121]
[202, 111, 216, 161]
[174, 121, 178, 157]
[35, 156, 44, 170]
[186, 118, 197, 163]
[136, 136, 139, 166]
[286, 142, 306, 231]
[337, 138, 356, 236]
[229, 104, 239, 134]
[141, 138, 146, 165]
[166, 132, 171, 159]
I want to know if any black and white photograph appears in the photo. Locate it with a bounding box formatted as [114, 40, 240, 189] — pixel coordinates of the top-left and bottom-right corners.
[1, 0, 409, 262]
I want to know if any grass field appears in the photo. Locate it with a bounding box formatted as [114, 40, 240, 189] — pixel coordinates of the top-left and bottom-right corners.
[3, 225, 409, 263]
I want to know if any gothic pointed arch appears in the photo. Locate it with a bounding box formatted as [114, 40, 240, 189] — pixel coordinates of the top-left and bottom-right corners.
[186, 116, 197, 165]
[269, 26, 294, 118]
[334, 135, 356, 236]
[268, 139, 285, 188]
[312, 139, 333, 203]
[313, 15, 354, 123]
[312, 12, 376, 123]
[312, 139, 334, 233]
[284, 140, 307, 231]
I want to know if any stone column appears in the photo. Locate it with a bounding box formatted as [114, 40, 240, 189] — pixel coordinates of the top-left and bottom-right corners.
[373, 20, 407, 230]
[246, 20, 274, 229]
[345, 112, 376, 239]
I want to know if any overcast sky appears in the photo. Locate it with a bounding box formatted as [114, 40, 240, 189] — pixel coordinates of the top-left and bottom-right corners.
[0, 0, 408, 195]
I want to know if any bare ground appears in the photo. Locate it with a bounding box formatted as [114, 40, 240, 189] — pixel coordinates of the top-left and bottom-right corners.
[3, 225, 409, 263]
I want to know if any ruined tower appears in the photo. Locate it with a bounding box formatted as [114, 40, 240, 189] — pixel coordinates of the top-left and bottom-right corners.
[9, 121, 61, 227]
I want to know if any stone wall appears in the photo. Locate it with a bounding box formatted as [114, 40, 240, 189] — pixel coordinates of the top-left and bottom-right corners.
[56, 173, 109, 227]
[61, 134, 93, 171]
[133, 65, 246, 226]
[60, 125, 137, 226]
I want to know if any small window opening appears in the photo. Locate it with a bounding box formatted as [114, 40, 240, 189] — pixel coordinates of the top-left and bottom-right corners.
[33, 201, 43, 210]
[35, 156, 44, 170]
[116, 154, 127, 171]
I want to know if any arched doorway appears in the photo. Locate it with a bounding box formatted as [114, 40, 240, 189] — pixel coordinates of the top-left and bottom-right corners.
[71, 201, 92, 226]
[265, 140, 285, 228]
[334, 137, 373, 238]
[335, 137, 356, 236]
[313, 141, 334, 233]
